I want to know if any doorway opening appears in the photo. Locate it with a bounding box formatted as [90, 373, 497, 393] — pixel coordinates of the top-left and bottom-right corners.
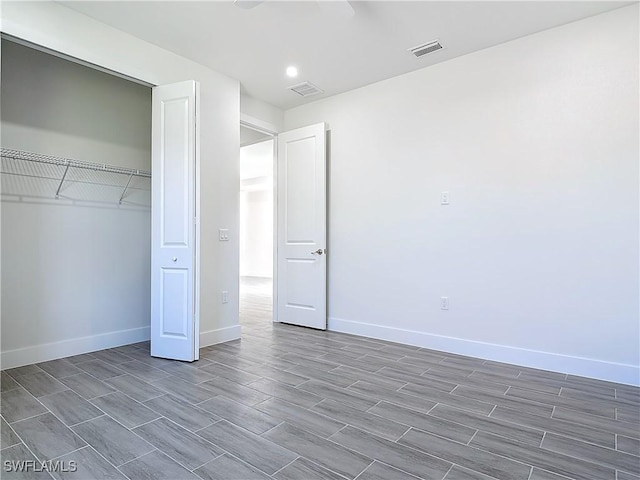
[239, 124, 276, 328]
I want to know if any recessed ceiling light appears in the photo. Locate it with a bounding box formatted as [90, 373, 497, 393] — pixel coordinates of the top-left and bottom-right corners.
[286, 66, 298, 78]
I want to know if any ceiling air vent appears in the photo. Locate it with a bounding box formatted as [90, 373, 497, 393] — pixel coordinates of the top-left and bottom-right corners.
[289, 82, 324, 97]
[409, 40, 443, 58]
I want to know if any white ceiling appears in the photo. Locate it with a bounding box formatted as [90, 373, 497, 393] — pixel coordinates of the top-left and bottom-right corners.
[59, 1, 630, 110]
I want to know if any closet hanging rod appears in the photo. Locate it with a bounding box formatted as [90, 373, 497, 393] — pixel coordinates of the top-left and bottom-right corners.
[0, 148, 151, 178]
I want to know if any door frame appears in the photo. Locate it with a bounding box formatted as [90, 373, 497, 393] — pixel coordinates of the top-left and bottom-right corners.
[240, 116, 280, 323]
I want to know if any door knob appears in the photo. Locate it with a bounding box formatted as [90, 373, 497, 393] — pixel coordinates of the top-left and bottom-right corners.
[311, 249, 325, 255]
[172, 257, 178, 262]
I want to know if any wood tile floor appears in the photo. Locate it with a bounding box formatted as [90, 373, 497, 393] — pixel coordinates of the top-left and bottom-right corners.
[1, 276, 638, 479]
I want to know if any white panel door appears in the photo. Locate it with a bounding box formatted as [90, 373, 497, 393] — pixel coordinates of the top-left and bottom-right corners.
[151, 80, 199, 361]
[277, 123, 327, 329]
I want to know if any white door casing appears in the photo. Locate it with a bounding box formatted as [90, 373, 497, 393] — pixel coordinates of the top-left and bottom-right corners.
[276, 123, 327, 330]
[151, 80, 199, 361]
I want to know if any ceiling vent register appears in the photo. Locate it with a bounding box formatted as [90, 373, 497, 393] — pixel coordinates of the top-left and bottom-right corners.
[409, 40, 443, 58]
[289, 82, 324, 97]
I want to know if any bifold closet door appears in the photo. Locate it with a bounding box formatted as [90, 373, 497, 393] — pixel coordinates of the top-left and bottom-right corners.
[151, 80, 199, 361]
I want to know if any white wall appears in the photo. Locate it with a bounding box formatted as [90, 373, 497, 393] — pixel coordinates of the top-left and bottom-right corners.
[284, 5, 639, 384]
[1, 1, 241, 366]
[1, 41, 151, 170]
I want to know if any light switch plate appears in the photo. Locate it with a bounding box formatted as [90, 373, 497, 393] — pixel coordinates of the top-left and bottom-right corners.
[219, 229, 229, 241]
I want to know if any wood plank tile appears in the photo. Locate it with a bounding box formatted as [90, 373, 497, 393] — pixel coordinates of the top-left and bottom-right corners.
[617, 435, 640, 456]
[103, 374, 165, 402]
[528, 469, 574, 480]
[157, 362, 217, 384]
[118, 450, 200, 480]
[240, 364, 310, 387]
[0, 443, 52, 479]
[431, 404, 544, 446]
[347, 381, 437, 413]
[115, 361, 172, 382]
[470, 430, 614, 480]
[357, 461, 422, 480]
[286, 364, 358, 388]
[506, 387, 616, 419]
[399, 427, 531, 479]
[198, 396, 281, 434]
[1, 416, 21, 449]
[58, 373, 115, 400]
[11, 413, 86, 461]
[469, 371, 561, 395]
[369, 401, 478, 444]
[91, 350, 134, 365]
[491, 405, 614, 448]
[264, 423, 373, 480]
[194, 454, 270, 480]
[75, 361, 126, 381]
[1, 387, 48, 423]
[151, 376, 217, 405]
[36, 359, 83, 379]
[311, 399, 410, 441]
[254, 398, 345, 438]
[247, 378, 323, 408]
[552, 407, 640, 439]
[90, 392, 160, 429]
[298, 380, 378, 411]
[5, 365, 44, 379]
[52, 446, 127, 480]
[328, 365, 407, 390]
[328, 425, 451, 480]
[38, 390, 103, 426]
[133, 417, 224, 470]
[199, 377, 272, 406]
[1, 372, 20, 392]
[72, 415, 154, 467]
[144, 394, 219, 432]
[273, 457, 345, 480]
[398, 383, 495, 415]
[13, 372, 68, 398]
[376, 366, 456, 393]
[541, 432, 640, 476]
[451, 385, 552, 417]
[200, 363, 262, 385]
[64, 353, 97, 365]
[196, 420, 297, 475]
[443, 465, 498, 480]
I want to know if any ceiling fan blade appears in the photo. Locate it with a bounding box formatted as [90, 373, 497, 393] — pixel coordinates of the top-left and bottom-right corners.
[318, 1, 355, 18]
[233, 0, 264, 10]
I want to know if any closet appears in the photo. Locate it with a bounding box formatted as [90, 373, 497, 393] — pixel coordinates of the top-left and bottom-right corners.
[1, 39, 153, 367]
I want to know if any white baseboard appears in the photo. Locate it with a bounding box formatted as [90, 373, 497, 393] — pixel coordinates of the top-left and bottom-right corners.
[1, 326, 150, 370]
[200, 325, 242, 348]
[328, 317, 640, 386]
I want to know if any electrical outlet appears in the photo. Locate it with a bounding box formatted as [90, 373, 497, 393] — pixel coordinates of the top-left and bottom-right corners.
[440, 296, 449, 310]
[441, 191, 450, 205]
[219, 229, 229, 241]
[221, 291, 229, 304]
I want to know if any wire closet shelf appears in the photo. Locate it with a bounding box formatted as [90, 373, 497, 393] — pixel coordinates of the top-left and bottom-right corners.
[0, 148, 151, 204]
